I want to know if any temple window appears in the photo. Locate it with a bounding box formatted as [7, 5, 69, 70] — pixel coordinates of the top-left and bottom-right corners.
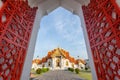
[66, 61, 69, 66]
[72, 63, 74, 68]
[48, 61, 51, 67]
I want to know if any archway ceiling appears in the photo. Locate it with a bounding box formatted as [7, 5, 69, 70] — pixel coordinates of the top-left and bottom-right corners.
[28, 0, 90, 15]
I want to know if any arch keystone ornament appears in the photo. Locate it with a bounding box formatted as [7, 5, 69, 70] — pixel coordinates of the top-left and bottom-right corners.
[0, 0, 120, 80]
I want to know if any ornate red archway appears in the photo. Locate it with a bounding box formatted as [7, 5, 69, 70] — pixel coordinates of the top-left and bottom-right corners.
[0, 0, 120, 80]
[83, 0, 120, 80]
[0, 1, 37, 80]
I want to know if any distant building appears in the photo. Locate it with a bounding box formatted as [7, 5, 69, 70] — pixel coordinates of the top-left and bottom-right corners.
[32, 57, 41, 70]
[85, 59, 90, 69]
[32, 48, 85, 70]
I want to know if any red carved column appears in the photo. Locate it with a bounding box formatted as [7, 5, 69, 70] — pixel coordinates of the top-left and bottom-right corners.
[0, 1, 37, 80]
[82, 0, 120, 80]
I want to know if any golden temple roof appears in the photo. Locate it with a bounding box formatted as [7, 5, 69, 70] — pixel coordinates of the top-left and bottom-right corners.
[32, 48, 85, 65]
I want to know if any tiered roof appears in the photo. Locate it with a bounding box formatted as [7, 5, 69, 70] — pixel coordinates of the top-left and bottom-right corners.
[32, 48, 85, 65]
[32, 58, 41, 64]
[40, 48, 85, 64]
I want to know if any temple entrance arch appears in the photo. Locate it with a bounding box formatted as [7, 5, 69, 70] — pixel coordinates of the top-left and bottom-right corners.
[21, 1, 98, 79]
[21, 0, 97, 79]
[0, 0, 120, 80]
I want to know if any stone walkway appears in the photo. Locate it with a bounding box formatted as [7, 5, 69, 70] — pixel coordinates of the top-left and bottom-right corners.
[33, 70, 84, 80]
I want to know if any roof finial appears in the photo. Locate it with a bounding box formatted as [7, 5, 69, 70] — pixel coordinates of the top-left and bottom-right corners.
[77, 56, 79, 59]
[57, 45, 60, 49]
[37, 56, 39, 58]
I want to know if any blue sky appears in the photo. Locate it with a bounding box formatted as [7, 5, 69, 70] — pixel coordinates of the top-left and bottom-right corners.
[33, 7, 88, 59]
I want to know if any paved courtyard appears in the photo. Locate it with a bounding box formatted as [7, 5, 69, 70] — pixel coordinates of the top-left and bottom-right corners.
[32, 70, 84, 80]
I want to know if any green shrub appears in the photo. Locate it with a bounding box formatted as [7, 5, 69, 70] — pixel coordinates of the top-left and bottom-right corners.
[42, 68, 49, 73]
[68, 67, 71, 71]
[70, 68, 74, 72]
[68, 68, 74, 72]
[36, 68, 49, 74]
[46, 68, 49, 71]
[75, 68, 80, 74]
[36, 68, 42, 74]
[42, 68, 47, 72]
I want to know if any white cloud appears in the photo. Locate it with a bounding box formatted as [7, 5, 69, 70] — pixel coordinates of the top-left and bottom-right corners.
[53, 15, 84, 46]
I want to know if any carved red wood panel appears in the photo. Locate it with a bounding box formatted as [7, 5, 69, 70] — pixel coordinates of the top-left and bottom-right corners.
[0, 1, 37, 80]
[82, 0, 120, 80]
